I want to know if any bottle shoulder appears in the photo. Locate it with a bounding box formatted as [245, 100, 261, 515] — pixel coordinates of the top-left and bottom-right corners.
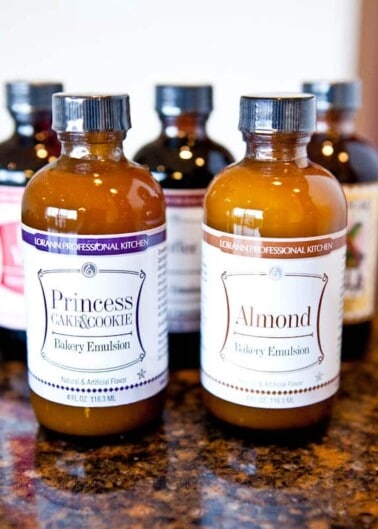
[133, 136, 234, 189]
[207, 157, 339, 188]
[0, 132, 60, 176]
[24, 156, 163, 194]
[22, 157, 166, 234]
[307, 133, 378, 184]
[204, 158, 347, 237]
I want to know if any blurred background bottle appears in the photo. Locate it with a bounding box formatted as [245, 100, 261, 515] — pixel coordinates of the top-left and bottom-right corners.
[303, 80, 378, 360]
[134, 85, 234, 370]
[0, 80, 63, 362]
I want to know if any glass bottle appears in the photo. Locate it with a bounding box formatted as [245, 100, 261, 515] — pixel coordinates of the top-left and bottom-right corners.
[134, 85, 234, 370]
[303, 81, 378, 360]
[201, 94, 347, 431]
[22, 94, 168, 436]
[0, 81, 62, 362]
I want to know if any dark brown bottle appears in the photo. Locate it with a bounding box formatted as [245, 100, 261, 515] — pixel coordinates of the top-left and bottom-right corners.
[134, 85, 234, 370]
[0, 81, 63, 362]
[303, 81, 378, 360]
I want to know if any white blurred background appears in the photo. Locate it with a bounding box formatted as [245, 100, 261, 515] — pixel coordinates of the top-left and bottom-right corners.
[0, 0, 365, 160]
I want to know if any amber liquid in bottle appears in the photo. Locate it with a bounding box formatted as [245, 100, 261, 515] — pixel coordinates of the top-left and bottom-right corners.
[22, 96, 167, 436]
[306, 111, 378, 359]
[201, 95, 347, 431]
[0, 82, 62, 362]
[135, 96, 233, 370]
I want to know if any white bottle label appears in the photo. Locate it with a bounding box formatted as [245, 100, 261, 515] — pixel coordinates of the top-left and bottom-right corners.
[201, 226, 346, 409]
[0, 183, 26, 330]
[22, 225, 168, 407]
[343, 182, 378, 323]
[165, 189, 205, 333]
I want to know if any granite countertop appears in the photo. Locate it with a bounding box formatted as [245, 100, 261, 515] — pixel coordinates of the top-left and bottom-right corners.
[0, 340, 377, 529]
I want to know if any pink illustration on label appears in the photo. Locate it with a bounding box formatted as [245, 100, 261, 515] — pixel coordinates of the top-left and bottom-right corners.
[0, 221, 24, 293]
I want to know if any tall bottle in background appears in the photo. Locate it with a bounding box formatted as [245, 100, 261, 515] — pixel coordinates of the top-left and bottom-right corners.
[134, 85, 234, 370]
[0, 81, 63, 361]
[303, 81, 378, 360]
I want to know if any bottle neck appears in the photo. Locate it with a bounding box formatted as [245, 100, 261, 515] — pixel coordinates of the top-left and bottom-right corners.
[159, 113, 209, 139]
[12, 111, 54, 138]
[315, 109, 356, 136]
[57, 131, 126, 161]
[243, 132, 311, 162]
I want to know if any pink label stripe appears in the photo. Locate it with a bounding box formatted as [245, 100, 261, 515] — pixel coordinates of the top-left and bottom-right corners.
[164, 189, 205, 208]
[0, 186, 25, 203]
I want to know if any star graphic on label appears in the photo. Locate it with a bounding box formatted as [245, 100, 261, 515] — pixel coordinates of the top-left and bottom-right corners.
[137, 369, 146, 380]
[315, 372, 324, 383]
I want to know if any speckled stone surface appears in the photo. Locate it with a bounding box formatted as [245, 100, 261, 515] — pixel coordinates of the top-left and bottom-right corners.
[0, 345, 377, 528]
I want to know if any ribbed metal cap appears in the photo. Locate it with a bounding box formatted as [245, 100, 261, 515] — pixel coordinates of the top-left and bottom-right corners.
[155, 85, 213, 115]
[6, 81, 63, 115]
[239, 94, 316, 133]
[52, 94, 131, 132]
[302, 81, 361, 110]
